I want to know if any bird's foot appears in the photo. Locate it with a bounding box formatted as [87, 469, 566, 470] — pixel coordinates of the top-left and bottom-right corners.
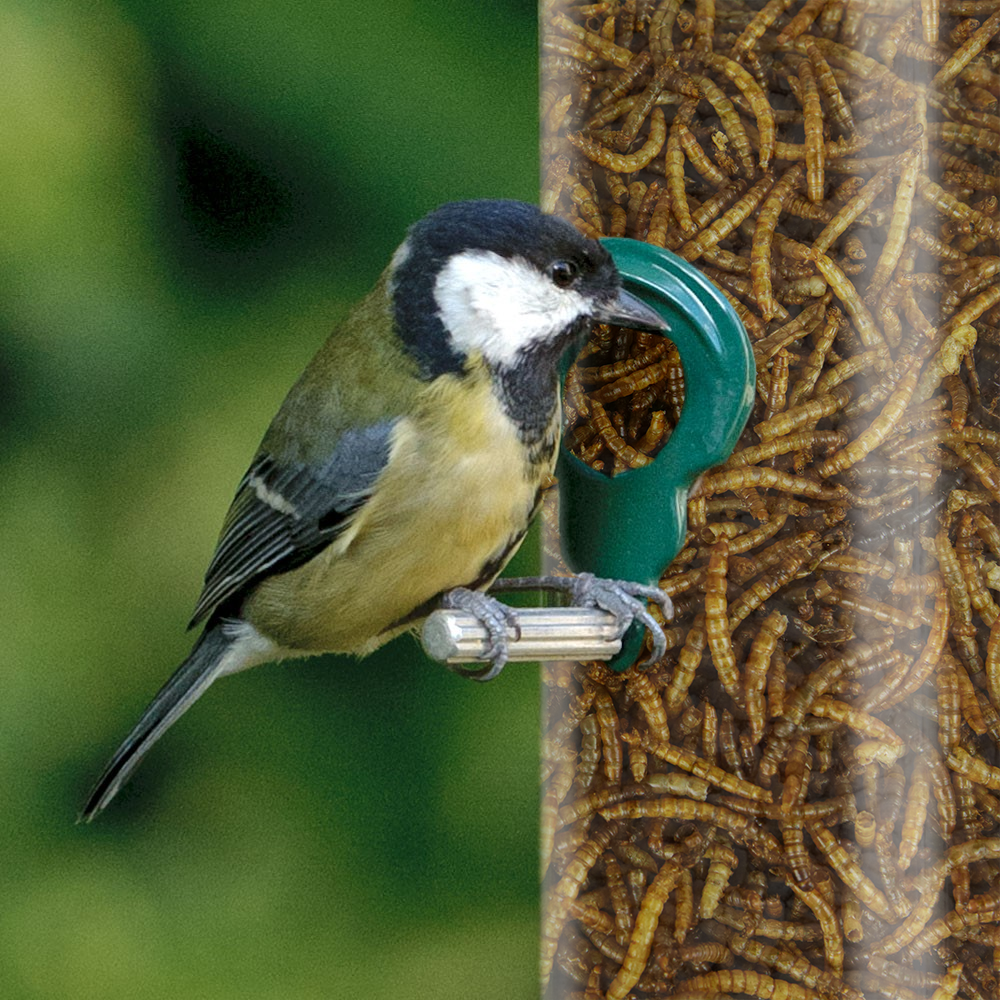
[496, 573, 673, 667]
[439, 587, 522, 682]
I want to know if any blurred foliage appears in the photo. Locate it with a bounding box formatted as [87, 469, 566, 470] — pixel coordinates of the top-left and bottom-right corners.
[1, 0, 541, 996]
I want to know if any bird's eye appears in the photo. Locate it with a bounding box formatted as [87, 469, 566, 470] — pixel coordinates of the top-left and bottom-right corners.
[550, 260, 579, 289]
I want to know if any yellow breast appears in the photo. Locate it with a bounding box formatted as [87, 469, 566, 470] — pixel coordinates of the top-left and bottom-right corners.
[245, 364, 558, 653]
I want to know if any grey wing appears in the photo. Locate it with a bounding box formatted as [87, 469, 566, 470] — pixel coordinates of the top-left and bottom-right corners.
[188, 420, 396, 628]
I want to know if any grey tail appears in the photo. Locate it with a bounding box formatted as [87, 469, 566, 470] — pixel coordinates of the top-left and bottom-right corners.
[80, 626, 235, 821]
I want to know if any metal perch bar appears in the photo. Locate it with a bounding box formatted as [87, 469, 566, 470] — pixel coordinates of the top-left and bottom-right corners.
[421, 607, 624, 664]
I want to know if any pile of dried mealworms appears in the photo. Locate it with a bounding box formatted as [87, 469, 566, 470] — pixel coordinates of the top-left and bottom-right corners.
[540, 1, 1000, 998]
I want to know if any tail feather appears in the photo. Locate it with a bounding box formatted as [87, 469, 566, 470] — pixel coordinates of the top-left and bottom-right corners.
[81, 626, 235, 821]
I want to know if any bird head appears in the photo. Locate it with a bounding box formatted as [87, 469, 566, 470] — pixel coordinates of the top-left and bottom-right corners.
[389, 200, 667, 379]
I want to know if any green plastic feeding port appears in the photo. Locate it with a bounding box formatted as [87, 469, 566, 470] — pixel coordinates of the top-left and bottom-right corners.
[557, 238, 755, 670]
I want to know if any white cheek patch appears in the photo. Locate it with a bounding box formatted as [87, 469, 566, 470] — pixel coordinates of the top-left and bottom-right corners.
[433, 249, 589, 366]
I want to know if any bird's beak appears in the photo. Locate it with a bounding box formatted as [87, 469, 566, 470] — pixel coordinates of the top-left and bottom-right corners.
[592, 288, 669, 332]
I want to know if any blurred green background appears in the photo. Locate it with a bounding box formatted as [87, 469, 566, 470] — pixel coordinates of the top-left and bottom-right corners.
[2, 1, 541, 997]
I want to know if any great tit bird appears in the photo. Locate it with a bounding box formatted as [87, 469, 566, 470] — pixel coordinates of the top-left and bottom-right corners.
[82, 199, 670, 820]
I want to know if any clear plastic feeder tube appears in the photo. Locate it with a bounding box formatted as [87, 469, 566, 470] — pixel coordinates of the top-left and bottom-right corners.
[540, 2, 1000, 998]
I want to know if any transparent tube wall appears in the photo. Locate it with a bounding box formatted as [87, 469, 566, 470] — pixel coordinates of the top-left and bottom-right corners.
[541, 2, 1000, 998]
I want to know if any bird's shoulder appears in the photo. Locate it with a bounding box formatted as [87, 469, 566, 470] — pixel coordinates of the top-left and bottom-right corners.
[262, 268, 425, 465]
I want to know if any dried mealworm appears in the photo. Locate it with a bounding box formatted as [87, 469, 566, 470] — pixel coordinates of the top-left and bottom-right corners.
[746, 611, 788, 746]
[866, 145, 922, 304]
[879, 7, 920, 67]
[644, 770, 710, 800]
[817, 357, 920, 478]
[665, 100, 697, 234]
[605, 858, 684, 999]
[985, 622, 1000, 738]
[557, 784, 642, 828]
[798, 58, 825, 204]
[574, 713, 603, 796]
[728, 536, 818, 630]
[807, 250, 886, 353]
[678, 172, 776, 262]
[664, 614, 706, 717]
[762, 638, 894, 778]
[627, 733, 648, 784]
[698, 465, 847, 501]
[541, 756, 574, 876]
[648, 0, 683, 64]
[932, 9, 1000, 90]
[630, 178, 660, 239]
[807, 819, 895, 921]
[693, 0, 716, 55]
[751, 164, 805, 322]
[592, 50, 652, 112]
[726, 430, 847, 469]
[763, 349, 790, 424]
[544, 681, 597, 764]
[672, 969, 828, 1000]
[712, 903, 823, 943]
[568, 105, 667, 172]
[787, 308, 842, 407]
[719, 709, 744, 778]
[730, 0, 798, 61]
[920, 0, 940, 44]
[645, 184, 673, 248]
[603, 853, 634, 947]
[550, 12, 636, 68]
[674, 867, 696, 944]
[589, 398, 652, 468]
[699, 51, 776, 169]
[625, 669, 669, 742]
[754, 384, 852, 441]
[854, 810, 877, 851]
[600, 798, 781, 862]
[704, 538, 741, 701]
[898, 757, 931, 873]
[777, 0, 829, 44]
[898, 717, 958, 840]
[753, 292, 831, 363]
[594, 687, 623, 784]
[946, 257, 1000, 310]
[810, 696, 904, 748]
[731, 933, 865, 1000]
[904, 898, 1000, 963]
[590, 357, 675, 402]
[700, 842, 739, 920]
[820, 588, 926, 630]
[542, 34, 608, 68]
[914, 327, 978, 407]
[936, 525, 983, 676]
[577, 341, 671, 384]
[930, 963, 964, 1000]
[691, 72, 755, 178]
[788, 880, 844, 977]
[919, 173, 1000, 240]
[702, 700, 718, 765]
[959, 513, 999, 625]
[811, 148, 907, 256]
[676, 121, 728, 186]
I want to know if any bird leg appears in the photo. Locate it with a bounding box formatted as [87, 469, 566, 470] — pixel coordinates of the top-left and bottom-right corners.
[439, 587, 523, 681]
[497, 573, 673, 666]
[440, 574, 673, 678]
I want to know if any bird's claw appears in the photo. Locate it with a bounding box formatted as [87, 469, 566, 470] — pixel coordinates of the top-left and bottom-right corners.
[531, 572, 673, 667]
[571, 573, 673, 666]
[440, 587, 521, 682]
